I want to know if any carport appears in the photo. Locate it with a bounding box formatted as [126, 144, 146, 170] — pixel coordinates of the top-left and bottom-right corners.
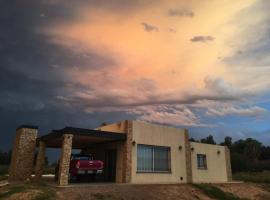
[35, 127, 126, 186]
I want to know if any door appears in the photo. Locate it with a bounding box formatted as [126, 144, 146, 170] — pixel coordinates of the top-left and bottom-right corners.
[104, 149, 117, 182]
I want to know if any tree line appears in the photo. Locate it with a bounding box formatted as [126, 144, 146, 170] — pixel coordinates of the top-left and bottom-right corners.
[190, 135, 270, 172]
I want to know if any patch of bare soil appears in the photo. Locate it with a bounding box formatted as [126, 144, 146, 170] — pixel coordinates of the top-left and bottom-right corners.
[6, 189, 41, 200]
[56, 184, 213, 200]
[216, 183, 270, 200]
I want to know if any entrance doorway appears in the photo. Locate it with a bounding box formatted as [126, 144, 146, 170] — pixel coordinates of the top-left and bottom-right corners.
[104, 149, 117, 182]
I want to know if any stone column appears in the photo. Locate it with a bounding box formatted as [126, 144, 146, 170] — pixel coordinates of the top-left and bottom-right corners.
[58, 134, 73, 186]
[122, 120, 132, 183]
[35, 141, 46, 181]
[225, 146, 232, 182]
[9, 125, 38, 181]
[184, 129, 193, 183]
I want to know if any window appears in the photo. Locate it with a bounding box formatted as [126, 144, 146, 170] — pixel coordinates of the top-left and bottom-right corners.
[197, 154, 207, 169]
[137, 144, 171, 172]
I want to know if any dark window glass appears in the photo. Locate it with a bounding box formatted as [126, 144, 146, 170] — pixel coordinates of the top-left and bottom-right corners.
[137, 144, 170, 172]
[197, 154, 207, 169]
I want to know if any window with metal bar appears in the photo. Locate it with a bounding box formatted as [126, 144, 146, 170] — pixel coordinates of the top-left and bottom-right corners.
[197, 154, 207, 169]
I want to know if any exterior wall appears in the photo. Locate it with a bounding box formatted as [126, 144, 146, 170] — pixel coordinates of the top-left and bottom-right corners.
[190, 142, 228, 183]
[35, 141, 46, 180]
[184, 130, 193, 183]
[9, 126, 38, 181]
[96, 121, 128, 134]
[131, 121, 187, 183]
[122, 120, 132, 183]
[58, 134, 73, 186]
[225, 146, 232, 181]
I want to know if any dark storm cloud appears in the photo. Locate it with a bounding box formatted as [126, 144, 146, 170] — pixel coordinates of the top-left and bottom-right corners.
[141, 22, 159, 32]
[190, 35, 215, 43]
[168, 8, 194, 18]
[0, 0, 121, 150]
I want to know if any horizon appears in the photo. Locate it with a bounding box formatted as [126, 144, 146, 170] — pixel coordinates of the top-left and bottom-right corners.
[1, 0, 270, 151]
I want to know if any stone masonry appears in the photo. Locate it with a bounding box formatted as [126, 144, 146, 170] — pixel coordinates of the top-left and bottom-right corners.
[122, 120, 133, 183]
[9, 126, 38, 181]
[184, 129, 193, 183]
[35, 141, 46, 181]
[225, 146, 232, 181]
[58, 134, 73, 186]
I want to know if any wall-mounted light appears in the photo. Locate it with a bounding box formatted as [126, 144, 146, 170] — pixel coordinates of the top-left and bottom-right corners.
[132, 141, 136, 146]
[217, 150, 221, 155]
[179, 145, 182, 150]
[191, 147, 194, 151]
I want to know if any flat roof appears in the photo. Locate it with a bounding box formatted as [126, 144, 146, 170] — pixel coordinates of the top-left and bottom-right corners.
[38, 127, 126, 149]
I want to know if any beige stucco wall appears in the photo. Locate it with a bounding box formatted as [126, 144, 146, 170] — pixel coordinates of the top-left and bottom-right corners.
[95, 121, 128, 134]
[190, 142, 228, 183]
[131, 121, 187, 183]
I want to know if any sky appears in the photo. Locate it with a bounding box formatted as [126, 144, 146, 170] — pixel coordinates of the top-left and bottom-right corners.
[1, 0, 270, 151]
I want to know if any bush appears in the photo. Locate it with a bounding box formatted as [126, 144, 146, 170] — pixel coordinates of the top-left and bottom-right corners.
[231, 153, 248, 172]
[233, 171, 270, 184]
[193, 184, 244, 200]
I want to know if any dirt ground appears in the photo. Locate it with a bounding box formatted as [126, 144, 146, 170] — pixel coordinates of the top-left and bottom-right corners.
[56, 184, 212, 200]
[216, 183, 270, 200]
[1, 182, 270, 200]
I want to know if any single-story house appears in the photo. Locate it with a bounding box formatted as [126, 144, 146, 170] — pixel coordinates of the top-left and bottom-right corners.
[9, 120, 232, 186]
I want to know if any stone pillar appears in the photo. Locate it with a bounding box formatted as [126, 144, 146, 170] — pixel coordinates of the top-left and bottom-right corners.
[225, 146, 232, 182]
[122, 120, 132, 183]
[58, 134, 73, 186]
[9, 125, 38, 181]
[35, 141, 46, 181]
[184, 129, 193, 183]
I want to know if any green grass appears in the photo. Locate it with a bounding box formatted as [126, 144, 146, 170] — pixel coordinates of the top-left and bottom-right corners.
[0, 183, 56, 200]
[0, 175, 7, 181]
[233, 171, 270, 184]
[43, 166, 55, 175]
[193, 184, 248, 200]
[0, 165, 8, 176]
[0, 185, 26, 199]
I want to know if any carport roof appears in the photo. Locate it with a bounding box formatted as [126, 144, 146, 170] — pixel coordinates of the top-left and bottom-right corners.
[38, 127, 126, 149]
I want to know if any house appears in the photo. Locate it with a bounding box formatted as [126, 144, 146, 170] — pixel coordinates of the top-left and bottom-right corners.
[8, 120, 232, 186]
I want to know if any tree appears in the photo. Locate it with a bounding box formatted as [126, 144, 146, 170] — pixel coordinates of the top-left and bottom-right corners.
[0, 150, 12, 165]
[200, 135, 216, 145]
[260, 146, 270, 160]
[220, 136, 232, 149]
[231, 152, 248, 172]
[244, 138, 262, 162]
[189, 138, 198, 142]
[231, 139, 246, 154]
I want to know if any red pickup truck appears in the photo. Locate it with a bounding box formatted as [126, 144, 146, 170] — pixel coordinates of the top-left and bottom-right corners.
[55, 154, 104, 181]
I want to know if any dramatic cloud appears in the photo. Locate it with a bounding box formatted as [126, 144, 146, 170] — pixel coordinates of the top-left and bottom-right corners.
[190, 36, 215, 43]
[1, 0, 270, 151]
[141, 22, 159, 32]
[206, 106, 267, 117]
[168, 8, 194, 18]
[169, 28, 177, 33]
